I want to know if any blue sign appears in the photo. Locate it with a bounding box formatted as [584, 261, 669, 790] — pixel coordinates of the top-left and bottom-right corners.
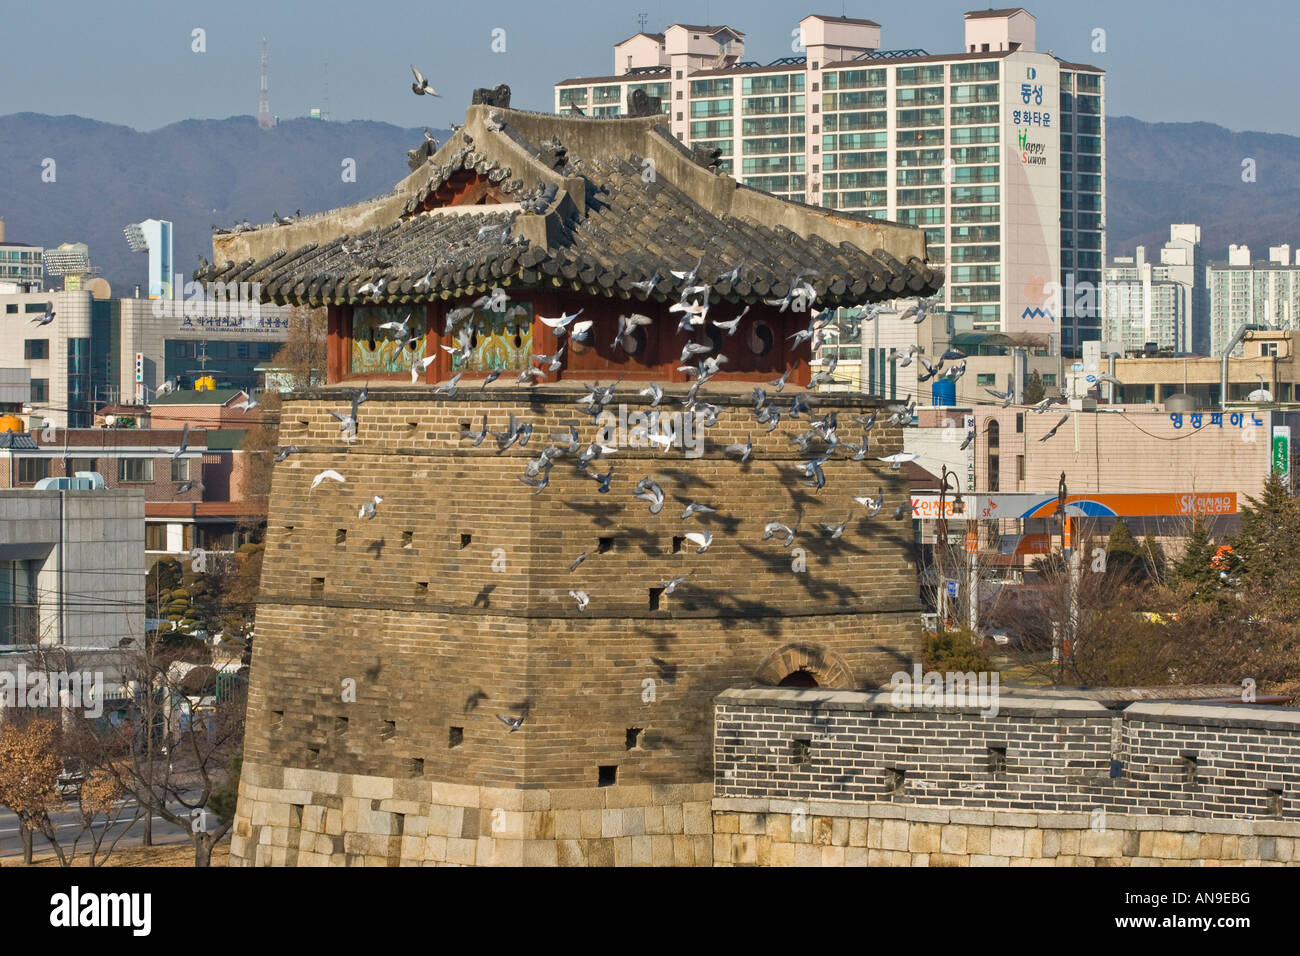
[945, 580, 959, 599]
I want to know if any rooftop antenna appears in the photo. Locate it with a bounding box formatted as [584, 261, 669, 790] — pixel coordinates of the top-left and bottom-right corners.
[258, 37, 273, 130]
[637, 12, 648, 31]
[323, 56, 331, 121]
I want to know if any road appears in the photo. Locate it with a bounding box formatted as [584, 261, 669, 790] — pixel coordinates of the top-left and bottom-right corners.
[0, 792, 208, 860]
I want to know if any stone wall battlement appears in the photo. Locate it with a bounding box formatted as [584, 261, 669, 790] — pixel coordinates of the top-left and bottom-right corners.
[715, 689, 1300, 820]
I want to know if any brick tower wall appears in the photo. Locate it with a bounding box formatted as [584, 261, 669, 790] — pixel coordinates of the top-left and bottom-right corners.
[233, 385, 923, 865]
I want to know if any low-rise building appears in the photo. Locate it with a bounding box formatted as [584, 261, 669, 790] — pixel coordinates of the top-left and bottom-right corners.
[0, 487, 144, 648]
[0, 427, 258, 556]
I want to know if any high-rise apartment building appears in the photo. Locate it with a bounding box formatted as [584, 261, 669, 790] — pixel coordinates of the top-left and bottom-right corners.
[1103, 224, 1205, 354]
[1208, 244, 1300, 357]
[554, 8, 1106, 356]
[0, 218, 44, 293]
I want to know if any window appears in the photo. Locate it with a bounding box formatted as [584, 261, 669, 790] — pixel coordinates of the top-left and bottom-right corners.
[29, 379, 48, 403]
[976, 373, 996, 387]
[24, 340, 48, 360]
[17, 458, 49, 484]
[119, 458, 154, 483]
[0, 559, 39, 645]
[171, 458, 189, 482]
[70, 458, 96, 475]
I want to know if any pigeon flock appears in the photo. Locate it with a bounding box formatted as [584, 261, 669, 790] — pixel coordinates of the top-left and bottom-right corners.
[280, 275, 953, 628]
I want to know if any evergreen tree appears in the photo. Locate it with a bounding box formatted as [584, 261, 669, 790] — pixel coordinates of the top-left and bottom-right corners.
[1021, 370, 1046, 405]
[1172, 515, 1218, 598]
[1141, 534, 1167, 584]
[1105, 518, 1143, 584]
[1232, 471, 1300, 615]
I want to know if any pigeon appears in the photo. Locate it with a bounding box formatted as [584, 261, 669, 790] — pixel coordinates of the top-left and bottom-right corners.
[633, 477, 665, 515]
[916, 356, 939, 383]
[711, 307, 749, 335]
[985, 387, 1014, 408]
[274, 445, 300, 462]
[878, 453, 919, 471]
[414, 270, 433, 292]
[940, 347, 967, 362]
[517, 367, 548, 385]
[768, 369, 792, 392]
[568, 590, 590, 612]
[411, 64, 440, 97]
[892, 500, 910, 519]
[1032, 395, 1067, 413]
[461, 415, 489, 446]
[820, 513, 852, 539]
[1039, 413, 1070, 442]
[538, 310, 585, 336]
[175, 480, 202, 496]
[570, 552, 589, 572]
[614, 313, 654, 351]
[639, 383, 664, 408]
[358, 278, 385, 300]
[519, 470, 550, 494]
[486, 112, 507, 132]
[724, 436, 753, 464]
[30, 307, 56, 326]
[532, 346, 566, 373]
[577, 441, 614, 469]
[680, 342, 713, 363]
[670, 257, 702, 284]
[683, 531, 713, 554]
[855, 411, 878, 432]
[718, 260, 745, 284]
[569, 320, 595, 344]
[762, 522, 797, 547]
[960, 429, 977, 451]
[411, 355, 436, 384]
[799, 456, 829, 490]
[310, 469, 345, 491]
[628, 274, 663, 296]
[496, 714, 525, 732]
[588, 464, 614, 494]
[853, 488, 884, 517]
[681, 501, 716, 520]
[662, 573, 689, 596]
[358, 495, 383, 520]
[433, 371, 463, 396]
[172, 424, 190, 461]
[378, 314, 412, 337]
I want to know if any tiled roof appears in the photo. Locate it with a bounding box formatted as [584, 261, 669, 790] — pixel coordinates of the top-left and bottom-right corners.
[964, 7, 1032, 19]
[0, 433, 37, 450]
[198, 102, 942, 310]
[150, 388, 247, 406]
[805, 14, 881, 26]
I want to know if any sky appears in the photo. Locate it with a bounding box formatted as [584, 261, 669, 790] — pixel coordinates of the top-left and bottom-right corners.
[0, 0, 1296, 135]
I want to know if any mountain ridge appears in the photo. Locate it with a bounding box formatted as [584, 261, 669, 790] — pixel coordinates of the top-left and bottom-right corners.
[3, 112, 1300, 292]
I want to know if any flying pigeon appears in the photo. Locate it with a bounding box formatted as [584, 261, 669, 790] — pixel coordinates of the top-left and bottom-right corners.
[411, 64, 440, 97]
[683, 531, 713, 554]
[310, 469, 345, 491]
[358, 495, 383, 520]
[1039, 413, 1070, 442]
[568, 590, 590, 612]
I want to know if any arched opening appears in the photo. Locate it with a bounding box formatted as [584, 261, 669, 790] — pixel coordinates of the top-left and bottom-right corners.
[778, 668, 820, 688]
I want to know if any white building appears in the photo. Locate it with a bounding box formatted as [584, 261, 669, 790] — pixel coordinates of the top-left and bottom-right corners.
[0, 485, 144, 648]
[0, 287, 292, 427]
[125, 219, 175, 299]
[554, 7, 1106, 356]
[1208, 244, 1300, 357]
[0, 218, 44, 293]
[1103, 224, 1205, 355]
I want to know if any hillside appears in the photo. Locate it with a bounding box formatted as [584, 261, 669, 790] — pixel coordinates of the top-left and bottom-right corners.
[2, 112, 1300, 292]
[0, 113, 441, 292]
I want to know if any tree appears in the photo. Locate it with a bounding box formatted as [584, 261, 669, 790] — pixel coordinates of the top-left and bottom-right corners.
[1232, 471, 1300, 618]
[1171, 515, 1219, 598]
[1141, 533, 1167, 585]
[0, 717, 62, 865]
[1105, 518, 1145, 585]
[1021, 370, 1046, 405]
